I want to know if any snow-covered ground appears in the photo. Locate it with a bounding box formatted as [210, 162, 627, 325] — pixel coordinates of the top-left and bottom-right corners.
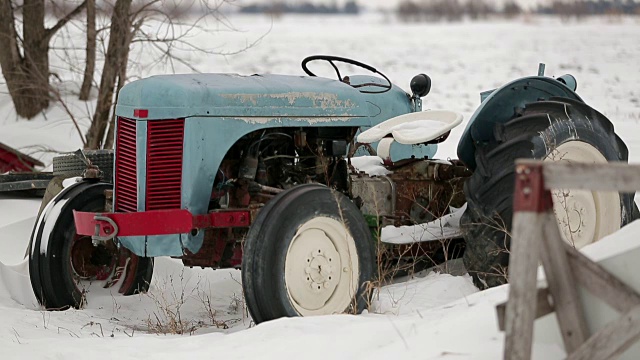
[1, 13, 639, 359]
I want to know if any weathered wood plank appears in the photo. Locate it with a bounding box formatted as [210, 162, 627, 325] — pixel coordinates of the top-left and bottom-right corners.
[515, 159, 640, 192]
[565, 242, 640, 313]
[504, 211, 545, 360]
[568, 304, 640, 360]
[540, 212, 589, 352]
[497, 288, 554, 332]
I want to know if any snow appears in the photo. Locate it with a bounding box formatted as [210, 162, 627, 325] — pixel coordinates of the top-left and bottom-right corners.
[382, 204, 466, 244]
[357, 110, 463, 145]
[1, 12, 640, 359]
[350, 155, 391, 176]
[380, 119, 449, 144]
[392, 119, 448, 134]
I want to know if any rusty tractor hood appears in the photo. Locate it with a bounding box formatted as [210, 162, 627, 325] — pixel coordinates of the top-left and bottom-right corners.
[115, 73, 408, 120]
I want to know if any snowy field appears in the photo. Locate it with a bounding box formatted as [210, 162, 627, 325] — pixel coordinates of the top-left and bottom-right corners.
[1, 13, 640, 359]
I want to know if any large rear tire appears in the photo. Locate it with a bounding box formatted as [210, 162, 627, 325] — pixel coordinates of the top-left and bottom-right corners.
[242, 184, 375, 324]
[461, 98, 637, 289]
[29, 182, 153, 309]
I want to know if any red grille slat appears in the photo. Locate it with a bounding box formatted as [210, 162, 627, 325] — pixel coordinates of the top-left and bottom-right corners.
[147, 185, 181, 190]
[115, 117, 138, 213]
[146, 119, 184, 211]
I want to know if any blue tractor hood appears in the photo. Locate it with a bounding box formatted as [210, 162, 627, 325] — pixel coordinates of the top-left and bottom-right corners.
[116, 73, 377, 120]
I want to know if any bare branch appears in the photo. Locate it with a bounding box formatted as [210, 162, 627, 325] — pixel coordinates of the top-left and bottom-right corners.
[43, 1, 88, 44]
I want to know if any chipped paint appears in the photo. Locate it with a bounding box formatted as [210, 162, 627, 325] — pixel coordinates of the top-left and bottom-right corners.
[220, 92, 357, 110]
[232, 116, 361, 125]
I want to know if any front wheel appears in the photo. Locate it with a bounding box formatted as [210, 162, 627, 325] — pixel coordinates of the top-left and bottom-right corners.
[461, 98, 637, 289]
[29, 182, 153, 309]
[242, 184, 375, 324]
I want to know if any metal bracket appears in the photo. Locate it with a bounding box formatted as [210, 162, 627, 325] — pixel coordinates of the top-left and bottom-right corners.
[412, 95, 423, 112]
[92, 215, 119, 243]
[538, 63, 546, 76]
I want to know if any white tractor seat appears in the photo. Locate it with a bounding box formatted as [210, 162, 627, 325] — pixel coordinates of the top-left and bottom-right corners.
[357, 110, 464, 145]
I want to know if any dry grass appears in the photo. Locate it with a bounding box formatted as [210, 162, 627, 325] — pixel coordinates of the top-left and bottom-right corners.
[144, 270, 238, 335]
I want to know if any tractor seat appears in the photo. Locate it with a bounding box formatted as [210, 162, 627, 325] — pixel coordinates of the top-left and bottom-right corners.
[357, 110, 463, 145]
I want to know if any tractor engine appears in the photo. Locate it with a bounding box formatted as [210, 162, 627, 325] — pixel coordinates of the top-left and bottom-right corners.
[179, 126, 471, 269]
[180, 127, 356, 268]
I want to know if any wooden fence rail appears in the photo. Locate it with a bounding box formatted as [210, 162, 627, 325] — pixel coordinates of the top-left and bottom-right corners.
[501, 160, 640, 360]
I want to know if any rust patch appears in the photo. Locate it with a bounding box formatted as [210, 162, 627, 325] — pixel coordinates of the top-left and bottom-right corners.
[220, 92, 356, 110]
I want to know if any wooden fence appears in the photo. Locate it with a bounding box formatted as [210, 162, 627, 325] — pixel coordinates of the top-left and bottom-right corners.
[499, 159, 640, 360]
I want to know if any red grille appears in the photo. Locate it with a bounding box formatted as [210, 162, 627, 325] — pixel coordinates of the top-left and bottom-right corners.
[146, 119, 184, 210]
[115, 117, 138, 212]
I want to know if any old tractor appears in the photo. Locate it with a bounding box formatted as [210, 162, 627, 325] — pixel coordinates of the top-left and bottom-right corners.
[29, 56, 636, 323]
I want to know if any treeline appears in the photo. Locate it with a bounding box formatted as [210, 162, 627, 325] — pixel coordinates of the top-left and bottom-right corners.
[397, 0, 640, 22]
[538, 0, 640, 17]
[240, 1, 360, 15]
[397, 0, 522, 21]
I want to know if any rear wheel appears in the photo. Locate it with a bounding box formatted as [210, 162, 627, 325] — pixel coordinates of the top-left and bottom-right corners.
[29, 183, 153, 309]
[242, 184, 375, 324]
[461, 98, 637, 289]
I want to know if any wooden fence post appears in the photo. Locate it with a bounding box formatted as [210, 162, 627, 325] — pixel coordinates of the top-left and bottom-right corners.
[504, 162, 551, 360]
[501, 160, 640, 360]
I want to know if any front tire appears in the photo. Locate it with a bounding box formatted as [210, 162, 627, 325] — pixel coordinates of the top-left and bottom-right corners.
[461, 98, 637, 289]
[242, 184, 375, 324]
[29, 183, 153, 309]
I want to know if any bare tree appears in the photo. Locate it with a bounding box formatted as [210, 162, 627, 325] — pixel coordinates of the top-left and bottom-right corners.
[85, 0, 133, 149]
[79, 0, 95, 100]
[0, 0, 86, 119]
[3, 0, 264, 152]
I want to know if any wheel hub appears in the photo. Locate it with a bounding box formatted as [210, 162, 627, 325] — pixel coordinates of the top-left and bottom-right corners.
[284, 217, 359, 316]
[70, 236, 116, 281]
[306, 249, 335, 290]
[552, 189, 597, 248]
[546, 141, 621, 248]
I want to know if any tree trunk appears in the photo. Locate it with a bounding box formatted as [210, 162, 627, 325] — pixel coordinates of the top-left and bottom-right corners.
[0, 0, 49, 118]
[79, 0, 96, 101]
[104, 20, 137, 149]
[0, 0, 87, 119]
[85, 0, 133, 149]
[103, 73, 125, 149]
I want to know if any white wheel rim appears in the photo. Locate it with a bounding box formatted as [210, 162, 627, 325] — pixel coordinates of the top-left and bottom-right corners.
[284, 217, 359, 316]
[545, 141, 621, 248]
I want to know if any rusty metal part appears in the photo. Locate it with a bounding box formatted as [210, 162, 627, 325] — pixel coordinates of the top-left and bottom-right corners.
[180, 228, 245, 268]
[347, 142, 377, 158]
[72, 149, 104, 181]
[233, 179, 251, 207]
[256, 159, 267, 185]
[294, 130, 307, 149]
[70, 235, 117, 280]
[257, 183, 283, 194]
[239, 156, 258, 180]
[82, 165, 103, 180]
[248, 203, 265, 224]
[104, 189, 113, 212]
[389, 160, 468, 226]
[350, 175, 395, 220]
[351, 159, 470, 227]
[218, 159, 239, 181]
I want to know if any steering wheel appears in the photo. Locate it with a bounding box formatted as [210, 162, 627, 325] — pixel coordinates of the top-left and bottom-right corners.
[301, 55, 392, 94]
